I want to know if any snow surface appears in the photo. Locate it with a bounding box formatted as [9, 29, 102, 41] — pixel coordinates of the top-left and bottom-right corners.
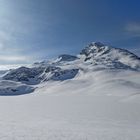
[0, 42, 140, 139]
[0, 70, 140, 139]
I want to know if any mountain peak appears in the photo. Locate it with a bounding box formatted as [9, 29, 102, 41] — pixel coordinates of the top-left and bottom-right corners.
[79, 41, 140, 70]
[89, 42, 105, 47]
[80, 42, 109, 56]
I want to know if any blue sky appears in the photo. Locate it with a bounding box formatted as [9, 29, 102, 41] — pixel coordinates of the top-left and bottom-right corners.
[0, 0, 140, 65]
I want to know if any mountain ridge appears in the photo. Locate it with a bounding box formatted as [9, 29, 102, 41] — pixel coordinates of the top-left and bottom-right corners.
[2, 42, 140, 87]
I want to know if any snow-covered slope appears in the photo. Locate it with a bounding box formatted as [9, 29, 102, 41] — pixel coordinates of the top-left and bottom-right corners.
[0, 80, 34, 95]
[0, 66, 140, 139]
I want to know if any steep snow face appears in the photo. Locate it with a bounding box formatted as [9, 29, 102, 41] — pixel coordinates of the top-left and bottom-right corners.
[48, 69, 79, 81]
[0, 80, 34, 95]
[80, 42, 140, 70]
[38, 66, 79, 82]
[0, 70, 8, 79]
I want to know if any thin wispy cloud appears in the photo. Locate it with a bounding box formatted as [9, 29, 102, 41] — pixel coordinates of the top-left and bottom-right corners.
[0, 55, 33, 65]
[125, 22, 140, 36]
[0, 0, 140, 65]
[0, 0, 51, 64]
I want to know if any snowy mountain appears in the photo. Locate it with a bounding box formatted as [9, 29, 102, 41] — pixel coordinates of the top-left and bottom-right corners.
[0, 42, 140, 140]
[3, 66, 45, 85]
[3, 65, 79, 84]
[2, 42, 140, 91]
[80, 42, 140, 70]
[33, 42, 140, 70]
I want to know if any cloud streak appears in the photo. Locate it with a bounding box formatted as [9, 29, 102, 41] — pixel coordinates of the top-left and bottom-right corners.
[0, 0, 51, 64]
[0, 55, 34, 64]
[125, 22, 140, 36]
